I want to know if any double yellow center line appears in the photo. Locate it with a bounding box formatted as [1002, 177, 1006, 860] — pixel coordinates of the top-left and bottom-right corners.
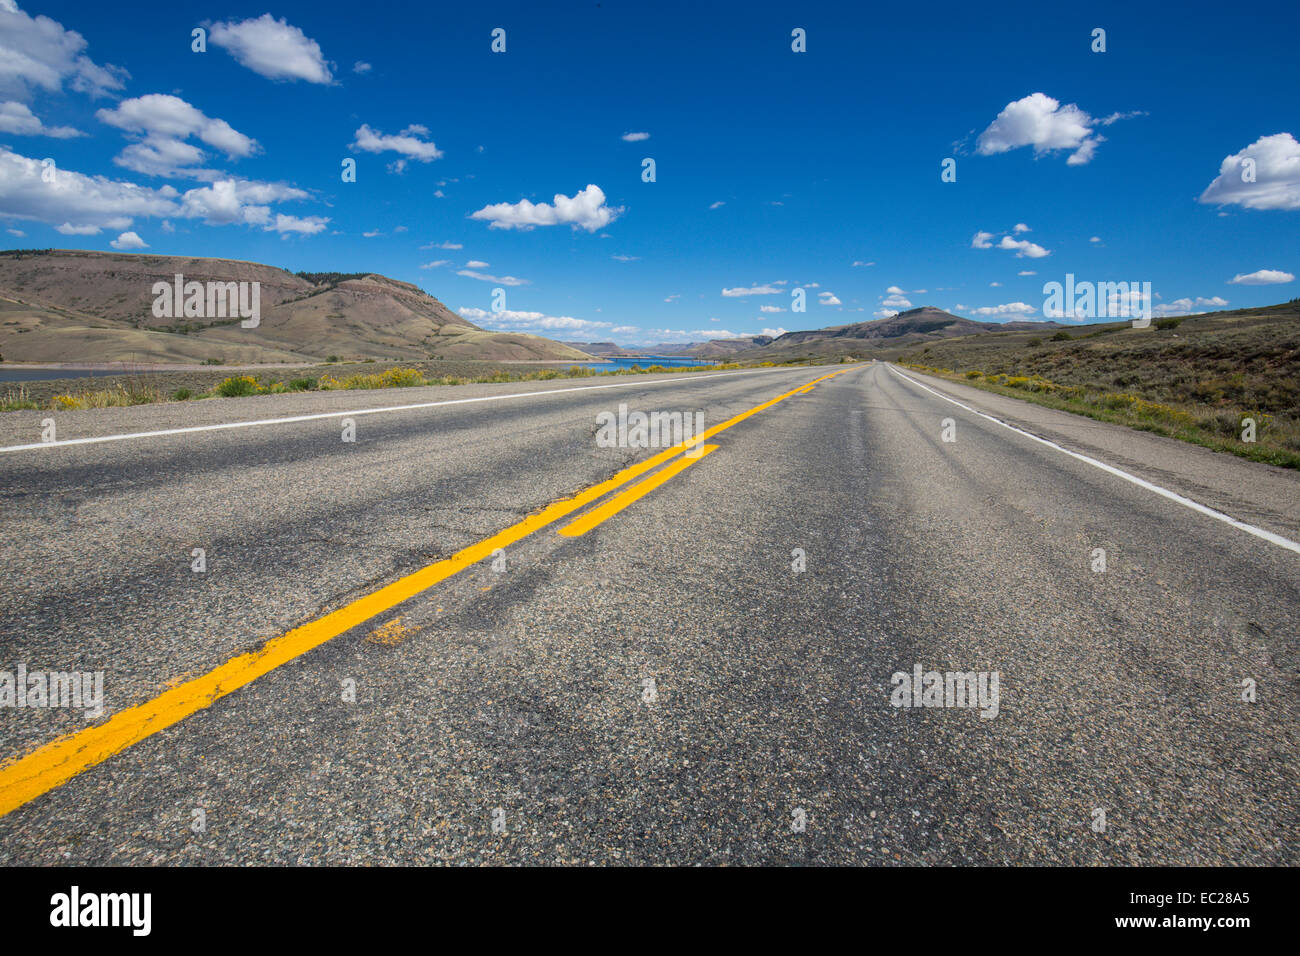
[0, 366, 858, 819]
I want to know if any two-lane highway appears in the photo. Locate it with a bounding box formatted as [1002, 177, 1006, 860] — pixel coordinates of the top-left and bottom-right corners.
[0, 362, 1295, 863]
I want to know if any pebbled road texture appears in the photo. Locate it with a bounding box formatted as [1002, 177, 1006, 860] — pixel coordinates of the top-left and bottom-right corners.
[0, 362, 1296, 864]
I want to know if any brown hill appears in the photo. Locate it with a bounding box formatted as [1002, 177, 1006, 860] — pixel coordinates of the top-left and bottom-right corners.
[731, 307, 1060, 360]
[0, 249, 594, 364]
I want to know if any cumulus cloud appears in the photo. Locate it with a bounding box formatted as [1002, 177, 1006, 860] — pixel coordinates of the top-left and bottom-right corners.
[966, 302, 1037, 317]
[458, 306, 611, 333]
[350, 124, 443, 168]
[621, 131, 649, 142]
[464, 259, 489, 268]
[721, 283, 782, 297]
[97, 94, 258, 179]
[208, 14, 333, 84]
[873, 309, 899, 319]
[1013, 223, 1030, 233]
[881, 293, 912, 309]
[760, 305, 785, 313]
[976, 92, 1131, 165]
[456, 269, 529, 286]
[1199, 133, 1300, 211]
[1153, 296, 1229, 316]
[971, 231, 995, 249]
[0, 100, 82, 137]
[1228, 269, 1294, 285]
[0, 1, 127, 102]
[108, 230, 147, 249]
[0, 147, 178, 233]
[470, 184, 621, 232]
[997, 235, 1050, 258]
[818, 292, 842, 305]
[352, 61, 372, 74]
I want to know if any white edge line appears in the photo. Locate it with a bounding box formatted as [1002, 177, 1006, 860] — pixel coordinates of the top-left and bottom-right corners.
[887, 364, 1300, 557]
[0, 366, 795, 455]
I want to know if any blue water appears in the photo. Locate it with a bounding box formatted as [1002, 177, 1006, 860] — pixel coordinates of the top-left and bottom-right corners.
[567, 354, 714, 371]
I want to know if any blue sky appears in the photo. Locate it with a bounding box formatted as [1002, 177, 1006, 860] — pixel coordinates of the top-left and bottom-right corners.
[1, 0, 1297, 345]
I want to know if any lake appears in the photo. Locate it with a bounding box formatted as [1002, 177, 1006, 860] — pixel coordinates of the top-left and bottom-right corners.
[567, 355, 714, 371]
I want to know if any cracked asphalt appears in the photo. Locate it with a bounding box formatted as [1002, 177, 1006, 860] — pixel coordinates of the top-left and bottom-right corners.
[0, 362, 1296, 864]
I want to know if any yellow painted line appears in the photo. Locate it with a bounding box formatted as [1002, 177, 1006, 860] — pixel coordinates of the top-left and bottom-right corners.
[0, 365, 862, 819]
[559, 444, 719, 537]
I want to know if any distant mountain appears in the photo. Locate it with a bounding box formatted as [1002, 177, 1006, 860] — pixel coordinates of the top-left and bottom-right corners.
[730, 307, 1061, 360]
[0, 249, 595, 364]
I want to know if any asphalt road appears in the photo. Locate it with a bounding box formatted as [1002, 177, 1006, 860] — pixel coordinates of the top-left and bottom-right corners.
[0, 362, 1296, 864]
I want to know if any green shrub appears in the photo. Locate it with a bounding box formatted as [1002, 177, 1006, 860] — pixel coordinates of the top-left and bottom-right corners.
[287, 377, 315, 391]
[1155, 317, 1183, 330]
[1050, 330, 1072, 341]
[172, 388, 194, 401]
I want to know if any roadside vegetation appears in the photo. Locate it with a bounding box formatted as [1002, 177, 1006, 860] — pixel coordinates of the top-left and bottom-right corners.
[1, 359, 793, 412]
[900, 363, 1300, 470]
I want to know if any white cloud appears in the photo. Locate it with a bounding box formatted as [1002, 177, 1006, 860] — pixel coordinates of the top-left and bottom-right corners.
[721, 283, 783, 297]
[350, 124, 443, 165]
[422, 240, 462, 250]
[976, 92, 1118, 165]
[997, 235, 1050, 258]
[0, 2, 127, 102]
[0, 147, 178, 233]
[971, 231, 995, 249]
[881, 294, 912, 309]
[1153, 296, 1229, 316]
[352, 61, 372, 74]
[852, 260, 875, 267]
[96, 94, 258, 179]
[470, 184, 621, 232]
[873, 309, 899, 319]
[885, 285, 907, 294]
[1199, 133, 1300, 211]
[818, 292, 841, 305]
[709, 201, 725, 209]
[208, 14, 333, 84]
[108, 230, 147, 249]
[1228, 269, 1294, 285]
[1013, 223, 1031, 233]
[419, 260, 449, 269]
[621, 131, 650, 142]
[465, 259, 489, 268]
[760, 305, 785, 313]
[0, 100, 82, 137]
[967, 302, 1037, 317]
[459, 306, 611, 333]
[990, 281, 1001, 287]
[362, 229, 381, 238]
[1018, 270, 1037, 276]
[457, 269, 529, 286]
[611, 254, 639, 261]
[1090, 236, 1101, 243]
